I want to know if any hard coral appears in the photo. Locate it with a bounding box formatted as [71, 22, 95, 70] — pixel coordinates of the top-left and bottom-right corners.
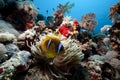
[0, 33, 16, 43]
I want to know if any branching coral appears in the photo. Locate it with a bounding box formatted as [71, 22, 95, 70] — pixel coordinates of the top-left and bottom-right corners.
[57, 2, 75, 15]
[52, 2, 74, 30]
[82, 13, 97, 31]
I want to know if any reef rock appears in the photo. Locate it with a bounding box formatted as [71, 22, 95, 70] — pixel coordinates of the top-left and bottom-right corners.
[0, 43, 8, 63]
[0, 51, 31, 79]
[0, 20, 20, 36]
[5, 43, 20, 57]
[0, 0, 5, 8]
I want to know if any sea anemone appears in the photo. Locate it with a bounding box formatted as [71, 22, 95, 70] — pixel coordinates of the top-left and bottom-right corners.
[26, 34, 84, 80]
[53, 39, 84, 73]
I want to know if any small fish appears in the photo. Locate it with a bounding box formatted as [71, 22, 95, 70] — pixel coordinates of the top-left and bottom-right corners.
[57, 42, 63, 54]
[46, 10, 48, 14]
[47, 39, 63, 54]
[52, 8, 55, 11]
[41, 35, 64, 59]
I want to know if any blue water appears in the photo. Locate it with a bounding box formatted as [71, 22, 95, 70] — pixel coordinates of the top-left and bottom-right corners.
[34, 0, 120, 32]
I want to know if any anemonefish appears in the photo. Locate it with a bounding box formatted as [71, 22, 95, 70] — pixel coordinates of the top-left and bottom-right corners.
[40, 35, 65, 59]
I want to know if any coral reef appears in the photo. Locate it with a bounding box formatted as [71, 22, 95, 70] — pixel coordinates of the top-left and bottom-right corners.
[0, 1, 120, 80]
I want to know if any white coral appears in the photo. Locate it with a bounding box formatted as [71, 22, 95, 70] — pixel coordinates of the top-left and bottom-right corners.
[18, 29, 36, 40]
[101, 25, 111, 33]
[61, 16, 72, 25]
[0, 33, 16, 42]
